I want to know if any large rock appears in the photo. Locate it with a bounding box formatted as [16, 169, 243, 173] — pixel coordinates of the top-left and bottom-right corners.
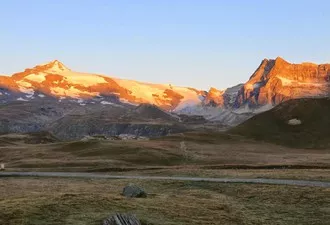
[102, 213, 141, 225]
[122, 184, 147, 198]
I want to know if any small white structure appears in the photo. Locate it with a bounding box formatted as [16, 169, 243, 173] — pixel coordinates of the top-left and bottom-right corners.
[0, 163, 4, 171]
[288, 118, 302, 125]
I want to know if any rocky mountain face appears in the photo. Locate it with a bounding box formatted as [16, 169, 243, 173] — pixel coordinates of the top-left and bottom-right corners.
[236, 57, 330, 108]
[0, 57, 329, 137]
[0, 100, 188, 140]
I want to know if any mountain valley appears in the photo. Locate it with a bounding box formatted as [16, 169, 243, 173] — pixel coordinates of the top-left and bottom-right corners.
[0, 57, 329, 140]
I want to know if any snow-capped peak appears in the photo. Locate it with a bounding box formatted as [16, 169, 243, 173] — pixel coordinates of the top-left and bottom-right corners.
[41, 60, 70, 73]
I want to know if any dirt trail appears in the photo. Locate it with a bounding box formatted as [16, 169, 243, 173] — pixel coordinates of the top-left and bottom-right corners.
[1, 171, 330, 188]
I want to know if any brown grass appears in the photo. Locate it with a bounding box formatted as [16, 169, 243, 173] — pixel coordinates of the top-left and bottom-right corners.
[1, 132, 329, 170]
[0, 177, 329, 225]
[1, 132, 329, 182]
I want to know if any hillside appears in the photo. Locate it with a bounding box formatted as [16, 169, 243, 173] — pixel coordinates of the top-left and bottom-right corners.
[0, 99, 189, 140]
[230, 98, 330, 148]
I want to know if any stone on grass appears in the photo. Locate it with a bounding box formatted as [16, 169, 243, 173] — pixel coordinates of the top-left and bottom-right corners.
[122, 184, 147, 198]
[102, 213, 141, 225]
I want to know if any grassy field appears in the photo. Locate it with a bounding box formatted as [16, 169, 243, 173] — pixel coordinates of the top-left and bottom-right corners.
[0, 131, 330, 224]
[1, 132, 329, 182]
[1, 132, 329, 170]
[1, 177, 329, 225]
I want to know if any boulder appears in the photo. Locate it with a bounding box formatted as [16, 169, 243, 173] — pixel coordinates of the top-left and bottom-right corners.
[102, 213, 141, 225]
[122, 184, 147, 198]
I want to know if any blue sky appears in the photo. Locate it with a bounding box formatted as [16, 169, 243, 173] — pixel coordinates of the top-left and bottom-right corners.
[1, 0, 329, 90]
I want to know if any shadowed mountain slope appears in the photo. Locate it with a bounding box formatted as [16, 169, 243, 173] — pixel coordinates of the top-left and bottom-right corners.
[230, 98, 330, 148]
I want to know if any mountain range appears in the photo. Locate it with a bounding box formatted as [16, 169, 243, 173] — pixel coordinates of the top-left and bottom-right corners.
[0, 57, 329, 140]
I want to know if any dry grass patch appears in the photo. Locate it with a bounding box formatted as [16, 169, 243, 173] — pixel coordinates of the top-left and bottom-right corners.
[0, 177, 329, 225]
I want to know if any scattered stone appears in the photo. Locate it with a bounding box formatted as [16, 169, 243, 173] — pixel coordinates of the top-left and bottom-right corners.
[122, 184, 147, 198]
[288, 118, 302, 125]
[102, 213, 141, 225]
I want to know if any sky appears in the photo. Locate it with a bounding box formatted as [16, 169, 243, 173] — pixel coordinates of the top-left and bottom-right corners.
[0, 0, 329, 90]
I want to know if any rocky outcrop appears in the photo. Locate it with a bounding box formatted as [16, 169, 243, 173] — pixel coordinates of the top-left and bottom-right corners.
[103, 213, 141, 225]
[236, 57, 330, 108]
[50, 121, 187, 141]
[0, 100, 189, 140]
[204, 87, 225, 106]
[122, 184, 147, 198]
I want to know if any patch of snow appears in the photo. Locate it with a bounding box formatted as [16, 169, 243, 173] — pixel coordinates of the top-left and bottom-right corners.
[172, 86, 202, 110]
[80, 103, 86, 106]
[51, 87, 66, 96]
[17, 81, 35, 94]
[50, 86, 98, 98]
[19, 88, 34, 95]
[114, 78, 202, 108]
[63, 73, 108, 87]
[45, 66, 108, 87]
[25, 73, 46, 83]
[100, 101, 115, 105]
[174, 99, 200, 111]
[277, 76, 325, 87]
[114, 78, 165, 103]
[38, 94, 45, 98]
[44, 60, 70, 73]
[17, 80, 32, 88]
[17, 97, 28, 101]
[120, 98, 138, 106]
[100, 100, 124, 108]
[288, 118, 302, 125]
[26, 94, 34, 99]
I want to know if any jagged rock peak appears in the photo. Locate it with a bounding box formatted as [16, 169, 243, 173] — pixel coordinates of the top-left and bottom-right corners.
[274, 56, 290, 66]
